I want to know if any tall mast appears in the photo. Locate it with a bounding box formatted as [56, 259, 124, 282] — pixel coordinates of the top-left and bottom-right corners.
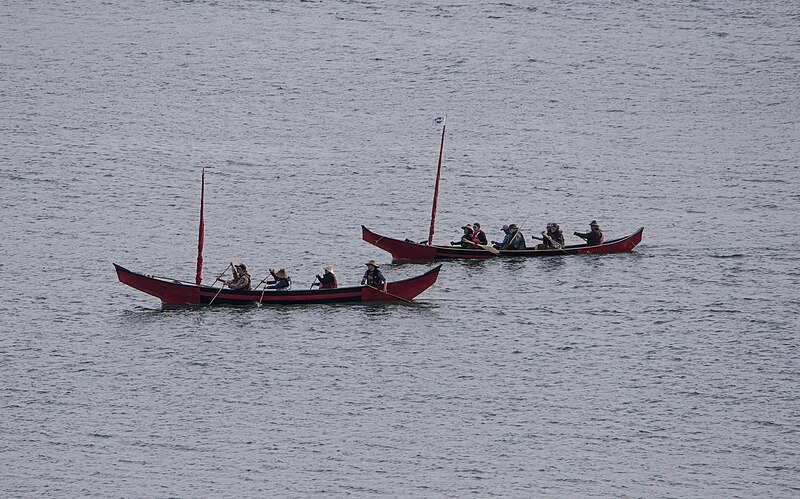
[195, 168, 205, 285]
[427, 118, 446, 245]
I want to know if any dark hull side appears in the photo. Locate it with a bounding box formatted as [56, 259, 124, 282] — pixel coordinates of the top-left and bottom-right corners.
[114, 263, 442, 305]
[362, 225, 644, 261]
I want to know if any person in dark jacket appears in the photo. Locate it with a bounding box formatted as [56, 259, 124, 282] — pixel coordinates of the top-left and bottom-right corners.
[361, 260, 387, 291]
[492, 225, 511, 249]
[266, 268, 292, 291]
[471, 222, 488, 245]
[224, 263, 252, 290]
[311, 266, 338, 289]
[574, 220, 604, 246]
[451, 224, 474, 248]
[503, 224, 527, 250]
[532, 222, 565, 249]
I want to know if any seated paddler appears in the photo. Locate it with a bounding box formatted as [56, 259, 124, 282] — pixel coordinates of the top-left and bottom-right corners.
[311, 266, 338, 289]
[451, 224, 475, 248]
[471, 222, 488, 246]
[503, 224, 526, 250]
[361, 260, 387, 292]
[574, 220, 604, 246]
[266, 268, 292, 291]
[532, 222, 565, 249]
[225, 263, 252, 290]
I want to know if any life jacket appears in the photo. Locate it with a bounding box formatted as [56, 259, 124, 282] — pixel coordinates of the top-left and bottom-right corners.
[365, 269, 385, 287]
[594, 230, 604, 245]
[471, 230, 486, 245]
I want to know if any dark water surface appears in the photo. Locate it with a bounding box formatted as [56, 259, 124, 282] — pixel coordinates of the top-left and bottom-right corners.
[2, 0, 798, 496]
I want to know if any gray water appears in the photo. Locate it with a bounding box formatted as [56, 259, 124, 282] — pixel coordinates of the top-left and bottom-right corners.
[1, 0, 799, 496]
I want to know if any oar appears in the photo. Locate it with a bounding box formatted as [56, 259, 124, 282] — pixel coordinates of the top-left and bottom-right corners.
[250, 274, 271, 306]
[208, 283, 227, 306]
[207, 263, 235, 306]
[474, 242, 500, 255]
[212, 263, 233, 284]
[309, 276, 319, 289]
[365, 284, 412, 303]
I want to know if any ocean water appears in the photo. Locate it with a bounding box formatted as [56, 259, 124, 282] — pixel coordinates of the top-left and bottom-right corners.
[1, 0, 798, 496]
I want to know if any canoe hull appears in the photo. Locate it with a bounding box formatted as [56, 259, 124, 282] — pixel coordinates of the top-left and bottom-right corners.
[362, 225, 644, 261]
[114, 263, 442, 305]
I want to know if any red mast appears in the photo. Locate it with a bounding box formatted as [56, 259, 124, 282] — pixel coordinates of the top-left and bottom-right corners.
[195, 169, 205, 285]
[427, 118, 446, 245]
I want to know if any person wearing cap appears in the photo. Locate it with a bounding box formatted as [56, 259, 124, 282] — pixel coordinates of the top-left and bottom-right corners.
[311, 266, 338, 289]
[361, 260, 387, 291]
[224, 263, 252, 290]
[450, 224, 475, 248]
[503, 224, 526, 249]
[266, 268, 292, 291]
[471, 222, 488, 246]
[492, 225, 511, 249]
[532, 222, 565, 250]
[496, 224, 527, 250]
[574, 220, 604, 246]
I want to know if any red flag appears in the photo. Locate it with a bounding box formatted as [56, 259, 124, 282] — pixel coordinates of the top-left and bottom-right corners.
[195, 169, 205, 285]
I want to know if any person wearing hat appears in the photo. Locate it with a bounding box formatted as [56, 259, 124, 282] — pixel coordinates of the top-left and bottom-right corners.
[450, 224, 474, 248]
[224, 263, 252, 290]
[311, 266, 338, 289]
[574, 220, 604, 246]
[266, 268, 292, 291]
[532, 222, 565, 250]
[503, 223, 527, 250]
[361, 260, 387, 291]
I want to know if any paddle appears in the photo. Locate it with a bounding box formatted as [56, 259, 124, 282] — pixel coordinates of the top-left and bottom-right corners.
[208, 263, 235, 306]
[474, 242, 500, 255]
[208, 283, 227, 306]
[212, 263, 233, 284]
[309, 276, 319, 290]
[365, 284, 412, 303]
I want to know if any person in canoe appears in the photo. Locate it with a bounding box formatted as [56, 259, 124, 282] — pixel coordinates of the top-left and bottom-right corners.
[471, 222, 488, 246]
[491, 224, 511, 249]
[361, 260, 387, 292]
[223, 263, 252, 290]
[503, 223, 527, 250]
[574, 220, 604, 246]
[532, 222, 565, 250]
[311, 266, 338, 289]
[266, 268, 292, 291]
[450, 224, 475, 247]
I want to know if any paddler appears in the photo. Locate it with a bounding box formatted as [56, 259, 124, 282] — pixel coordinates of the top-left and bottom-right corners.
[266, 268, 292, 291]
[532, 222, 565, 249]
[361, 260, 387, 292]
[471, 222, 488, 246]
[574, 220, 604, 246]
[450, 224, 475, 248]
[225, 263, 252, 290]
[311, 266, 338, 289]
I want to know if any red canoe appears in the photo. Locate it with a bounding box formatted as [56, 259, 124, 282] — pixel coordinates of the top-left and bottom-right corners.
[114, 263, 442, 305]
[362, 225, 644, 261]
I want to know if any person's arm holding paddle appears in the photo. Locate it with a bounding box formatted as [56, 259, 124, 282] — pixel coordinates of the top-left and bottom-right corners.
[362, 260, 387, 292]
